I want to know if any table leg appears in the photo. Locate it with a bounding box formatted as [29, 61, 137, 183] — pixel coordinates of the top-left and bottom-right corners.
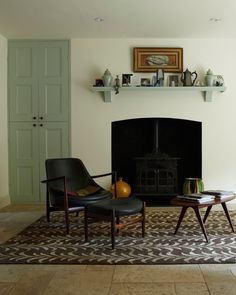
[193, 207, 208, 242]
[174, 206, 188, 235]
[203, 205, 212, 223]
[221, 202, 235, 232]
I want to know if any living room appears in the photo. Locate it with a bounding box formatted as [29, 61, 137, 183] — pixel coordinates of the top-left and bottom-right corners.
[1, 21, 236, 208]
[1, 1, 236, 294]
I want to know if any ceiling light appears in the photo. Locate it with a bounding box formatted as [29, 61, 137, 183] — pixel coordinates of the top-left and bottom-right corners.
[209, 18, 222, 22]
[94, 17, 104, 22]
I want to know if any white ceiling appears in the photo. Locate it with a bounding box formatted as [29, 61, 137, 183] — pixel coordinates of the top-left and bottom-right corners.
[0, 0, 236, 39]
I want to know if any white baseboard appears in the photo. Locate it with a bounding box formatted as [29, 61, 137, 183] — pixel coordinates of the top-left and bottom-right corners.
[0, 195, 10, 209]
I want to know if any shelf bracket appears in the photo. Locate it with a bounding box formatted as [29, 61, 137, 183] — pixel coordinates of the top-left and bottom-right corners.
[204, 90, 213, 102]
[103, 91, 112, 102]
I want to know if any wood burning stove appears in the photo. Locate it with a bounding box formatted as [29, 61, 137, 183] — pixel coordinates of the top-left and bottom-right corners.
[134, 151, 180, 195]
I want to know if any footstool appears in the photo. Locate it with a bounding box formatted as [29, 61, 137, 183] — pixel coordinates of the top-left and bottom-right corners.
[84, 197, 145, 249]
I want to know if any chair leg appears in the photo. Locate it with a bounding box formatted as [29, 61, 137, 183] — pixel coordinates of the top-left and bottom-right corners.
[84, 208, 89, 242]
[46, 207, 50, 222]
[141, 202, 146, 237]
[65, 210, 70, 234]
[46, 192, 50, 222]
[111, 209, 116, 250]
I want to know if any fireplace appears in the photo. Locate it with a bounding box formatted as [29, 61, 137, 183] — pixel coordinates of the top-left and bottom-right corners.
[112, 118, 202, 205]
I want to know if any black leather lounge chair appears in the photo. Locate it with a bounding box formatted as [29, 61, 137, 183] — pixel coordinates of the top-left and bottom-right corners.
[42, 158, 117, 234]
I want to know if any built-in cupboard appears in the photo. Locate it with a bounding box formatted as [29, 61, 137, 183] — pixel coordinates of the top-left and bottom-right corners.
[8, 40, 70, 203]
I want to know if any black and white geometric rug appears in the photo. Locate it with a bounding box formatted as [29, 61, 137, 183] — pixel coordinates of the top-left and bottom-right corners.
[1, 209, 236, 264]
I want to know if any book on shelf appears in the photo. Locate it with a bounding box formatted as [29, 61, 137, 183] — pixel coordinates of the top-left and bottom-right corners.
[201, 190, 235, 199]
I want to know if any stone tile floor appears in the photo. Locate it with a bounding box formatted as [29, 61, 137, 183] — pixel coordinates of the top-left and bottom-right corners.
[1, 204, 236, 295]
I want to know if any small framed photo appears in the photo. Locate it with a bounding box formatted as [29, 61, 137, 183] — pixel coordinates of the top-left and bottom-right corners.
[168, 75, 179, 87]
[130, 75, 140, 86]
[215, 75, 224, 86]
[122, 74, 133, 86]
[141, 78, 151, 86]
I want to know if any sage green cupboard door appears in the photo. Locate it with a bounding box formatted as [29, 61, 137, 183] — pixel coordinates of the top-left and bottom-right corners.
[9, 122, 40, 203]
[39, 122, 69, 202]
[8, 42, 38, 122]
[9, 122, 69, 203]
[38, 41, 69, 122]
[9, 40, 69, 122]
[8, 40, 70, 204]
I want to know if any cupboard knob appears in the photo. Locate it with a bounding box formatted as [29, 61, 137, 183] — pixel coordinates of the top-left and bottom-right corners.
[40, 124, 43, 127]
[33, 124, 36, 127]
[33, 116, 37, 120]
[39, 117, 43, 120]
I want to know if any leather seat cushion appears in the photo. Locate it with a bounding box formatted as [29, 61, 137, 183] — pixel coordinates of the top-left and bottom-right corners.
[86, 197, 143, 216]
[50, 188, 112, 207]
[69, 190, 112, 206]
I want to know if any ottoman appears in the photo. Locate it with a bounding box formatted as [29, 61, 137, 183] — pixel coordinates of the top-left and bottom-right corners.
[84, 197, 145, 249]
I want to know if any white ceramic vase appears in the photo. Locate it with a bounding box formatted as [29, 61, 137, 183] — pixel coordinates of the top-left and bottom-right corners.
[102, 69, 113, 87]
[205, 69, 215, 86]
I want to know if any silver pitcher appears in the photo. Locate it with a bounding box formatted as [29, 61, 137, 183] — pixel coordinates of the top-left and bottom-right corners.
[181, 69, 198, 86]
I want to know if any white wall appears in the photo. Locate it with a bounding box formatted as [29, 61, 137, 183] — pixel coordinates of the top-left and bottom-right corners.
[71, 38, 236, 195]
[0, 34, 9, 208]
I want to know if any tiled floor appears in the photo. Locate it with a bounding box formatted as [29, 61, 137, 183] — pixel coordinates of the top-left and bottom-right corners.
[1, 205, 236, 295]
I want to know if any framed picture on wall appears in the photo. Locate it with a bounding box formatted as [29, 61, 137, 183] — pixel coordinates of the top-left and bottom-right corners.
[133, 47, 183, 73]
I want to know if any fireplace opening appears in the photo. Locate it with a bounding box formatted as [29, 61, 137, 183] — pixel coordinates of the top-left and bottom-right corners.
[112, 118, 202, 205]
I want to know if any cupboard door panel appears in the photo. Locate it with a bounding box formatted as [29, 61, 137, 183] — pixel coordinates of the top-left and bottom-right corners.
[39, 122, 69, 201]
[15, 47, 32, 77]
[9, 122, 39, 203]
[38, 41, 69, 122]
[8, 42, 38, 121]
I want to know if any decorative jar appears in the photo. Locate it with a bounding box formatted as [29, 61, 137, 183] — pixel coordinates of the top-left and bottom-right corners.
[111, 177, 131, 198]
[205, 69, 215, 86]
[183, 178, 204, 194]
[102, 69, 113, 87]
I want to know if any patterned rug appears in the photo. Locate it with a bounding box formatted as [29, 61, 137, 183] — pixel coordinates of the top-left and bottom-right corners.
[1, 209, 236, 264]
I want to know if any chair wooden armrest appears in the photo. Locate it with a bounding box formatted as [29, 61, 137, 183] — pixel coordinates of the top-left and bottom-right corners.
[92, 171, 117, 179]
[41, 176, 65, 184]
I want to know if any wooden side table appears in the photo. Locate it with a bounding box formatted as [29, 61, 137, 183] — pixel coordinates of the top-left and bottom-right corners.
[171, 195, 235, 242]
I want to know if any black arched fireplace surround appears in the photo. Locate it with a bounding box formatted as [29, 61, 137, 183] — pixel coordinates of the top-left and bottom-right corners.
[112, 118, 202, 205]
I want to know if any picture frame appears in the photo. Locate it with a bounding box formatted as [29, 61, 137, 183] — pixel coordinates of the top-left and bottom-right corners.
[168, 75, 180, 87]
[141, 78, 151, 86]
[122, 74, 133, 86]
[130, 75, 140, 86]
[133, 47, 183, 73]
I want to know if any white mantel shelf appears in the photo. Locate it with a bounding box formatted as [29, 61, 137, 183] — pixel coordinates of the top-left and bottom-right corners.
[91, 86, 226, 102]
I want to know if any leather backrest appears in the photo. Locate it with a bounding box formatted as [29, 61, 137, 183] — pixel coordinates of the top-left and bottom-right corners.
[45, 158, 98, 191]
